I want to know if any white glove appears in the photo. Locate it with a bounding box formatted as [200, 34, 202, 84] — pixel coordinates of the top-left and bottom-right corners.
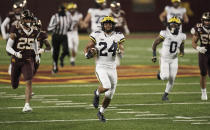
[196, 46, 207, 54]
[38, 48, 45, 54]
[14, 51, 22, 58]
[35, 55, 40, 63]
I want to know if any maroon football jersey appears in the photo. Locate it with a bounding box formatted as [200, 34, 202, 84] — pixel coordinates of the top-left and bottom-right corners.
[193, 23, 210, 55]
[10, 23, 39, 60]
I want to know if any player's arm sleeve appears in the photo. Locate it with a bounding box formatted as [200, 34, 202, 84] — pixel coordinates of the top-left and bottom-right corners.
[159, 30, 166, 39]
[119, 34, 126, 44]
[1, 17, 10, 39]
[89, 32, 97, 44]
[6, 38, 16, 55]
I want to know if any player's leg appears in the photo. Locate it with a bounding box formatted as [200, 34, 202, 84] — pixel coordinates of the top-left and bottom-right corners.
[162, 58, 178, 101]
[11, 58, 21, 89]
[52, 34, 60, 73]
[60, 35, 70, 67]
[8, 63, 12, 75]
[94, 67, 110, 109]
[199, 53, 208, 100]
[98, 68, 117, 122]
[159, 58, 170, 80]
[22, 59, 34, 112]
[70, 33, 79, 66]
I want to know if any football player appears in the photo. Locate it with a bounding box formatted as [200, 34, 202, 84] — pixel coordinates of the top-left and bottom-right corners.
[191, 12, 210, 100]
[1, 0, 25, 75]
[6, 10, 39, 112]
[33, 18, 51, 75]
[152, 17, 186, 101]
[66, 2, 83, 66]
[82, 0, 111, 32]
[159, 0, 189, 32]
[110, 1, 130, 66]
[84, 16, 125, 122]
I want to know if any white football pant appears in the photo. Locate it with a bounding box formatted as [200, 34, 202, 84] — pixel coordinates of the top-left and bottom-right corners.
[95, 66, 117, 99]
[160, 57, 178, 93]
[67, 31, 79, 53]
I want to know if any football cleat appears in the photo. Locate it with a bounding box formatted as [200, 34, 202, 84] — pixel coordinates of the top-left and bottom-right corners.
[97, 111, 106, 122]
[22, 104, 32, 112]
[162, 92, 169, 101]
[52, 68, 58, 74]
[201, 93, 208, 101]
[93, 90, 99, 108]
[70, 61, 75, 66]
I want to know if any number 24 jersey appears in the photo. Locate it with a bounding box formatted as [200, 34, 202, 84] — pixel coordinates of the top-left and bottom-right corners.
[89, 31, 125, 68]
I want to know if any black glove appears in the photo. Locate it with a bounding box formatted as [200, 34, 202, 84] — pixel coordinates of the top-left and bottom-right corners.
[85, 50, 94, 59]
[152, 56, 157, 63]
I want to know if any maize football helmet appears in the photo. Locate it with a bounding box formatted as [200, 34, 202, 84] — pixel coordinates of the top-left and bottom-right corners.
[101, 16, 115, 33]
[167, 17, 181, 35]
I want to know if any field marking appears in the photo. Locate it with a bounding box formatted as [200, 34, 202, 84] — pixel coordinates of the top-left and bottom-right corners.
[0, 102, 210, 110]
[1, 91, 209, 99]
[191, 122, 210, 125]
[42, 101, 72, 103]
[0, 117, 175, 124]
[55, 103, 87, 105]
[117, 111, 150, 114]
[135, 114, 167, 116]
[1, 82, 210, 89]
[173, 120, 208, 122]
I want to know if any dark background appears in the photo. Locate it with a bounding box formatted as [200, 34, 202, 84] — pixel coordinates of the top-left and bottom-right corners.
[0, 0, 209, 32]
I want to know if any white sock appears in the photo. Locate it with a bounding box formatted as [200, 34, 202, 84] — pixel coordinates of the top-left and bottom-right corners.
[100, 107, 105, 113]
[25, 103, 29, 106]
[201, 88, 207, 94]
[70, 57, 75, 62]
[96, 89, 100, 96]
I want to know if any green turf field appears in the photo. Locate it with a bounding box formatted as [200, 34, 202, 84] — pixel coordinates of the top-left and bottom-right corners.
[0, 34, 210, 130]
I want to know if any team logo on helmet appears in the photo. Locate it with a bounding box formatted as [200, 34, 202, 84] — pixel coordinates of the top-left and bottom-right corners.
[95, 0, 106, 4]
[168, 17, 181, 35]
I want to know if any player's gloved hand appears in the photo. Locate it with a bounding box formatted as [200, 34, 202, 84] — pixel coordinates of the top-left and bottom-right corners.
[196, 46, 207, 54]
[38, 48, 45, 54]
[2, 34, 9, 40]
[152, 56, 157, 63]
[35, 54, 40, 63]
[14, 51, 22, 58]
[179, 52, 184, 57]
[85, 51, 94, 59]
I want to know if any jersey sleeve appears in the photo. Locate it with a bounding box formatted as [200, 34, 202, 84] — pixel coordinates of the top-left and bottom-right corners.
[165, 6, 170, 13]
[118, 33, 125, 43]
[159, 30, 166, 39]
[182, 33, 187, 41]
[89, 32, 97, 43]
[10, 25, 17, 34]
[39, 31, 48, 41]
[79, 13, 83, 20]
[182, 8, 187, 14]
[88, 8, 93, 15]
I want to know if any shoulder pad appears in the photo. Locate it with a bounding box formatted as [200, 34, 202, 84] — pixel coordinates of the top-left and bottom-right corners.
[115, 31, 123, 34]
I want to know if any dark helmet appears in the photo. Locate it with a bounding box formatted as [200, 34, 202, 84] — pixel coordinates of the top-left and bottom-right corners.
[167, 17, 181, 35]
[20, 9, 34, 28]
[101, 16, 116, 33]
[110, 1, 121, 12]
[201, 12, 210, 29]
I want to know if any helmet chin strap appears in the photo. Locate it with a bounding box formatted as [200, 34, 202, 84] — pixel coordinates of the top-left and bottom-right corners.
[170, 27, 179, 35]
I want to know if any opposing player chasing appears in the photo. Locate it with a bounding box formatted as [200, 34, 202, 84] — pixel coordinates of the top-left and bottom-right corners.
[6, 10, 39, 112]
[191, 12, 210, 100]
[152, 17, 186, 101]
[84, 16, 125, 122]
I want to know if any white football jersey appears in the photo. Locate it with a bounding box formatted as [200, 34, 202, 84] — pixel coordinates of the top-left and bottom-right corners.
[159, 29, 186, 59]
[90, 31, 125, 68]
[71, 11, 83, 32]
[88, 8, 111, 32]
[165, 6, 186, 21]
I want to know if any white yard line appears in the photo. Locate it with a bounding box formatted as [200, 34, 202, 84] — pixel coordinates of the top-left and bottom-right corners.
[0, 117, 175, 124]
[55, 103, 87, 105]
[1, 82, 210, 89]
[191, 122, 210, 125]
[117, 111, 150, 114]
[135, 114, 167, 116]
[42, 101, 72, 103]
[173, 120, 208, 122]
